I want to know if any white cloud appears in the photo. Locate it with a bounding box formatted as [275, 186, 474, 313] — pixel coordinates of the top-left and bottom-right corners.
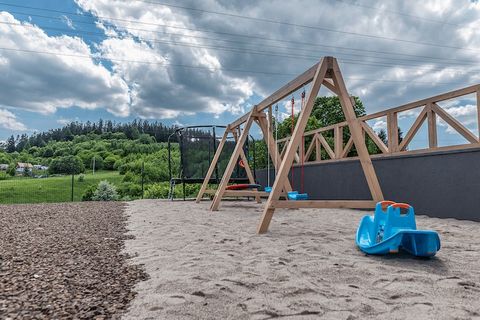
[0, 12, 130, 116]
[0, 109, 27, 131]
[80, 0, 256, 119]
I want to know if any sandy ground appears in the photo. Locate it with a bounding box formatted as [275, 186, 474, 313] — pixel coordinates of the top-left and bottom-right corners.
[123, 200, 480, 320]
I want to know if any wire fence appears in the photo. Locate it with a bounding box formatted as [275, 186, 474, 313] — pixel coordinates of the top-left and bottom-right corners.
[0, 162, 204, 204]
[0, 171, 125, 204]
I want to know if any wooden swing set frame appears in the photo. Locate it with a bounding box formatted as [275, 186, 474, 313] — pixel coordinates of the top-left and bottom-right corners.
[196, 56, 384, 233]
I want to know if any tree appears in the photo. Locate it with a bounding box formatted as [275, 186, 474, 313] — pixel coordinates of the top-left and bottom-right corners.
[6, 135, 15, 153]
[49, 155, 85, 174]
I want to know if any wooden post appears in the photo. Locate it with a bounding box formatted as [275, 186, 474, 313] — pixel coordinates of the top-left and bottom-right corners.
[331, 58, 383, 202]
[257, 58, 329, 234]
[387, 112, 398, 153]
[210, 109, 256, 211]
[196, 128, 229, 203]
[315, 135, 321, 161]
[427, 103, 438, 148]
[334, 125, 343, 158]
[477, 90, 480, 139]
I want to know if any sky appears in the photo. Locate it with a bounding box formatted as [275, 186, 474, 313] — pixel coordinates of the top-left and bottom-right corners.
[0, 0, 479, 149]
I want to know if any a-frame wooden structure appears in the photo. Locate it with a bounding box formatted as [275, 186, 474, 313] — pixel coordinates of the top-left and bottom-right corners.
[196, 56, 384, 233]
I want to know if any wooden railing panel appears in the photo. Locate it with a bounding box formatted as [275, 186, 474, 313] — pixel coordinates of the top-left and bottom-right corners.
[274, 84, 480, 163]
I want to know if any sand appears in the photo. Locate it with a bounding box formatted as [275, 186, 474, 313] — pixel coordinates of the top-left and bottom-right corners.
[123, 200, 480, 320]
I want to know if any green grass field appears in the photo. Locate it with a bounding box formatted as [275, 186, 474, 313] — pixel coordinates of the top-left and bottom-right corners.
[0, 171, 123, 204]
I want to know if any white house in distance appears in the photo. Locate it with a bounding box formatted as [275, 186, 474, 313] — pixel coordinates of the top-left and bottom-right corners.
[0, 164, 8, 170]
[16, 162, 33, 173]
[33, 164, 49, 171]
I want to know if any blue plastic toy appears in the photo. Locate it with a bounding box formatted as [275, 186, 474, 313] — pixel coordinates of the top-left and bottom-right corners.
[356, 201, 441, 257]
[287, 191, 309, 200]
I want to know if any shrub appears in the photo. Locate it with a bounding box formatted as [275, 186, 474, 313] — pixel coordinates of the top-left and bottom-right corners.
[103, 155, 119, 170]
[77, 174, 85, 182]
[117, 182, 143, 198]
[81, 184, 97, 201]
[144, 183, 169, 199]
[0, 172, 9, 180]
[92, 180, 119, 201]
[7, 165, 15, 176]
[49, 155, 85, 174]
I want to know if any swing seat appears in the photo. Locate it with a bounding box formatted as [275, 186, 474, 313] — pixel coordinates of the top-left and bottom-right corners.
[287, 191, 309, 200]
[356, 201, 441, 257]
[264, 186, 272, 193]
[226, 184, 261, 190]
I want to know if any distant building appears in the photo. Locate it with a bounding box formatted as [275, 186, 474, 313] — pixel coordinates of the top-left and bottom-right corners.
[0, 164, 8, 170]
[16, 162, 33, 173]
[33, 164, 49, 171]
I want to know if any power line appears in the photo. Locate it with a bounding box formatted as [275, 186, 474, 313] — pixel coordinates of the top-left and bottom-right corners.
[0, 46, 472, 85]
[1, 1, 480, 53]
[4, 6, 480, 66]
[4, 20, 480, 78]
[4, 12, 480, 71]
[330, 0, 465, 28]
[133, 0, 480, 52]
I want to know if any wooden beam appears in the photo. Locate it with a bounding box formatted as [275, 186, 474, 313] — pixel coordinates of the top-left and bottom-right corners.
[304, 135, 316, 161]
[232, 129, 261, 203]
[271, 200, 376, 209]
[315, 135, 321, 160]
[477, 90, 480, 138]
[398, 107, 428, 151]
[257, 57, 329, 234]
[387, 112, 398, 153]
[331, 58, 384, 202]
[211, 109, 256, 211]
[224, 190, 270, 197]
[340, 136, 354, 158]
[255, 116, 292, 192]
[196, 128, 229, 203]
[360, 122, 389, 154]
[322, 79, 338, 94]
[426, 103, 437, 148]
[334, 125, 343, 158]
[362, 84, 480, 121]
[431, 103, 478, 144]
[318, 133, 335, 159]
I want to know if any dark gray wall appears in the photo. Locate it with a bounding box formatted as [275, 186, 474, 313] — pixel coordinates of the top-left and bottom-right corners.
[256, 148, 480, 221]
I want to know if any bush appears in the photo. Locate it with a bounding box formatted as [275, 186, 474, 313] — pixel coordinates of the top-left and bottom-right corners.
[103, 155, 119, 170]
[144, 183, 169, 199]
[92, 180, 119, 201]
[0, 172, 9, 180]
[122, 171, 138, 183]
[49, 155, 85, 174]
[7, 165, 15, 176]
[117, 182, 143, 198]
[77, 174, 85, 182]
[81, 184, 97, 201]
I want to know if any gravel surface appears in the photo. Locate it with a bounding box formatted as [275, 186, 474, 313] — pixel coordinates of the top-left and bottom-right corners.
[0, 202, 147, 319]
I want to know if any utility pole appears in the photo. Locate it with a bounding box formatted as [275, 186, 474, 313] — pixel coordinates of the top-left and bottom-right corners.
[92, 156, 95, 175]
